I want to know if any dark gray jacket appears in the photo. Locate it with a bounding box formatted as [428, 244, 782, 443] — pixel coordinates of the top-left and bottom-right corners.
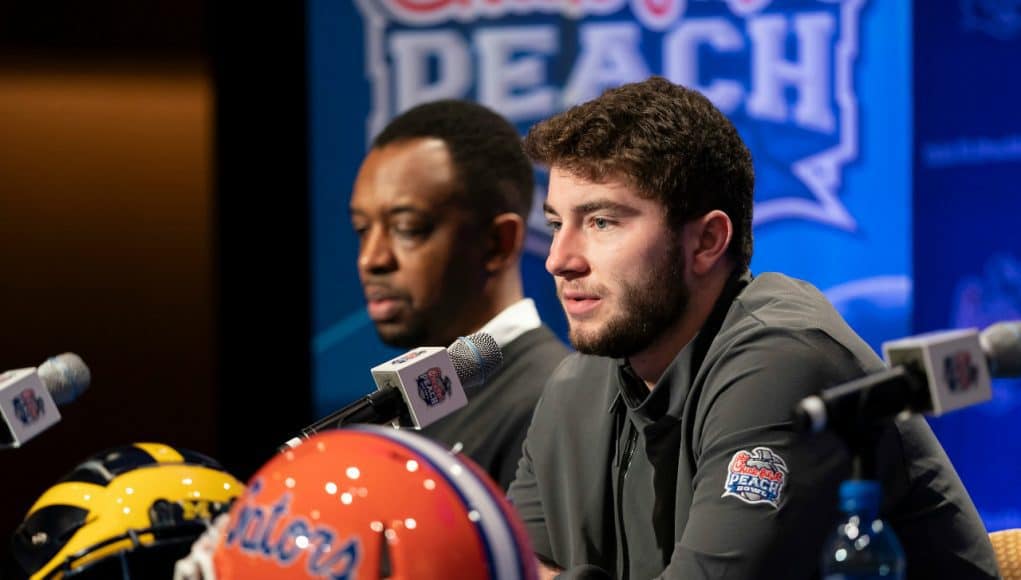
[508, 272, 997, 579]
[423, 325, 568, 490]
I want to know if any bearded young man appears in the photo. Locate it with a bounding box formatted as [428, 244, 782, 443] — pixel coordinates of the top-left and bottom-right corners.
[507, 77, 997, 580]
[350, 100, 568, 490]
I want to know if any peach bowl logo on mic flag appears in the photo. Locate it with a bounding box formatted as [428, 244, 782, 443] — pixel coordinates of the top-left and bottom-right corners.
[416, 367, 452, 406]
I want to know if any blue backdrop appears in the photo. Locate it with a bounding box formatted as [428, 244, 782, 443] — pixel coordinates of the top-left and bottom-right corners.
[309, 0, 1018, 530]
[913, 0, 1021, 532]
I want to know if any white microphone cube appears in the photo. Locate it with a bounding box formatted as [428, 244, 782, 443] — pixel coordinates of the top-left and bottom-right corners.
[371, 347, 467, 429]
[883, 328, 992, 416]
[0, 368, 61, 448]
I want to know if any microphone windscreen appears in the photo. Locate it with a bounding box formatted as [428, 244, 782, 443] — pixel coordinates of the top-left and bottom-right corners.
[37, 352, 91, 405]
[448, 332, 503, 389]
[980, 321, 1021, 378]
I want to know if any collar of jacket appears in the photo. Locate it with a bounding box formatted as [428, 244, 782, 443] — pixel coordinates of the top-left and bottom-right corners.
[607, 268, 753, 422]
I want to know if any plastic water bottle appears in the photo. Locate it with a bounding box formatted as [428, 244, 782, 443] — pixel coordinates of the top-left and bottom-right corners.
[820, 480, 905, 579]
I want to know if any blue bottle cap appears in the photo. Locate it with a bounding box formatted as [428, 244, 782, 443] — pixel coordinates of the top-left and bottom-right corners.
[839, 480, 881, 515]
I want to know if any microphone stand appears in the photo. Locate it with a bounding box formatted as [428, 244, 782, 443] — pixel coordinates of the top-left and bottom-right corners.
[298, 388, 406, 438]
[278, 388, 408, 453]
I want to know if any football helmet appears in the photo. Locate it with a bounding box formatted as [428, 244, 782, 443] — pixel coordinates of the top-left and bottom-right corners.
[198, 426, 536, 579]
[12, 442, 243, 579]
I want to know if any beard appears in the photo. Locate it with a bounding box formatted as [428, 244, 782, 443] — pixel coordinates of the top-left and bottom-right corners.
[566, 242, 689, 359]
[373, 317, 427, 350]
[370, 296, 461, 350]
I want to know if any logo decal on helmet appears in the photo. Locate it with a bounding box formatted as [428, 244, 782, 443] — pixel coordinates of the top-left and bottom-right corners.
[224, 479, 362, 579]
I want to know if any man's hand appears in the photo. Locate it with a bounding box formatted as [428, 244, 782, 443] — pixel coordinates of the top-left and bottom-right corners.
[537, 558, 562, 580]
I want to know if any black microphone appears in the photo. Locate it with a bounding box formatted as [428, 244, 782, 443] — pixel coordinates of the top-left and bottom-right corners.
[282, 333, 502, 449]
[1, 353, 91, 448]
[794, 321, 1021, 434]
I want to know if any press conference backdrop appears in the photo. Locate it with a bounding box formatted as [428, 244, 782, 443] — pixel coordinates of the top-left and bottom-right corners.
[913, 1, 1021, 532]
[309, 0, 1020, 529]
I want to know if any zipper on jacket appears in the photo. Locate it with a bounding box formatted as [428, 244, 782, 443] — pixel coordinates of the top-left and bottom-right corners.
[615, 423, 638, 580]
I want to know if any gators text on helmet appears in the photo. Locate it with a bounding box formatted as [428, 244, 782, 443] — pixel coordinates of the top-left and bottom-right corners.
[190, 425, 536, 580]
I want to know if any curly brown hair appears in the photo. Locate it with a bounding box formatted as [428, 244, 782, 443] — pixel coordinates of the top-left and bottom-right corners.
[524, 76, 754, 268]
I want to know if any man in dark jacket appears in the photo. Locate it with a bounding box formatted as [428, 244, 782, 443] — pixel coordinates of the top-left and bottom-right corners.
[350, 100, 569, 489]
[507, 77, 998, 579]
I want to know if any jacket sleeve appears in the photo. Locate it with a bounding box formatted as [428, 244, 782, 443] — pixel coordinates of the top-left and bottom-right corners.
[507, 394, 556, 563]
[657, 329, 864, 579]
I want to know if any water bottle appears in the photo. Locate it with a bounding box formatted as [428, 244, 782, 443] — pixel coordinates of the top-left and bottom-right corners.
[820, 480, 905, 579]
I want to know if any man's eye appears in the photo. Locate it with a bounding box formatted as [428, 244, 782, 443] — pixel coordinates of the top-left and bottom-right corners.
[593, 217, 611, 229]
[393, 224, 430, 238]
[545, 220, 562, 233]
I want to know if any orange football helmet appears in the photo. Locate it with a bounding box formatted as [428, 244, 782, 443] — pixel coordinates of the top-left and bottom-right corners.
[196, 425, 536, 580]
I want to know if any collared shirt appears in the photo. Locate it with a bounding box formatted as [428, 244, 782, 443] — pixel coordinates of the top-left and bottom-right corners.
[606, 273, 750, 578]
[478, 298, 542, 349]
[609, 361, 686, 579]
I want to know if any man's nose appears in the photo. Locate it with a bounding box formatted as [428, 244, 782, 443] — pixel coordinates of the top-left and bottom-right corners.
[545, 227, 588, 280]
[358, 226, 397, 274]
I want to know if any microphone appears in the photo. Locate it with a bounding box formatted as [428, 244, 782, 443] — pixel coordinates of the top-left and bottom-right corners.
[794, 322, 1021, 434]
[283, 333, 502, 449]
[1, 353, 91, 448]
[980, 320, 1021, 377]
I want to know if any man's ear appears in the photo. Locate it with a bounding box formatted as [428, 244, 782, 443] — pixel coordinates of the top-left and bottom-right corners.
[485, 213, 525, 273]
[687, 210, 733, 276]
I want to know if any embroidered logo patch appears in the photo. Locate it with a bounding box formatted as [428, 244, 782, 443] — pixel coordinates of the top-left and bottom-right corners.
[722, 447, 789, 508]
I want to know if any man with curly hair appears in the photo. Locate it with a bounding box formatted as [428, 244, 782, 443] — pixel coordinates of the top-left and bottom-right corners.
[508, 77, 997, 579]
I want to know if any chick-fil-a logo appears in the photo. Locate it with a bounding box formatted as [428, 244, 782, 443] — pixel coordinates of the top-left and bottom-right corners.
[379, 0, 680, 30]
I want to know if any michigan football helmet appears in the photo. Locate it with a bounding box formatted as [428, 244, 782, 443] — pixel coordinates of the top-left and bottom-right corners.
[184, 426, 536, 580]
[12, 442, 244, 579]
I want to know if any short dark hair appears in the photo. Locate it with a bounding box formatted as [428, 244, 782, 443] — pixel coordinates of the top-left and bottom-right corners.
[524, 76, 755, 269]
[373, 100, 534, 221]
